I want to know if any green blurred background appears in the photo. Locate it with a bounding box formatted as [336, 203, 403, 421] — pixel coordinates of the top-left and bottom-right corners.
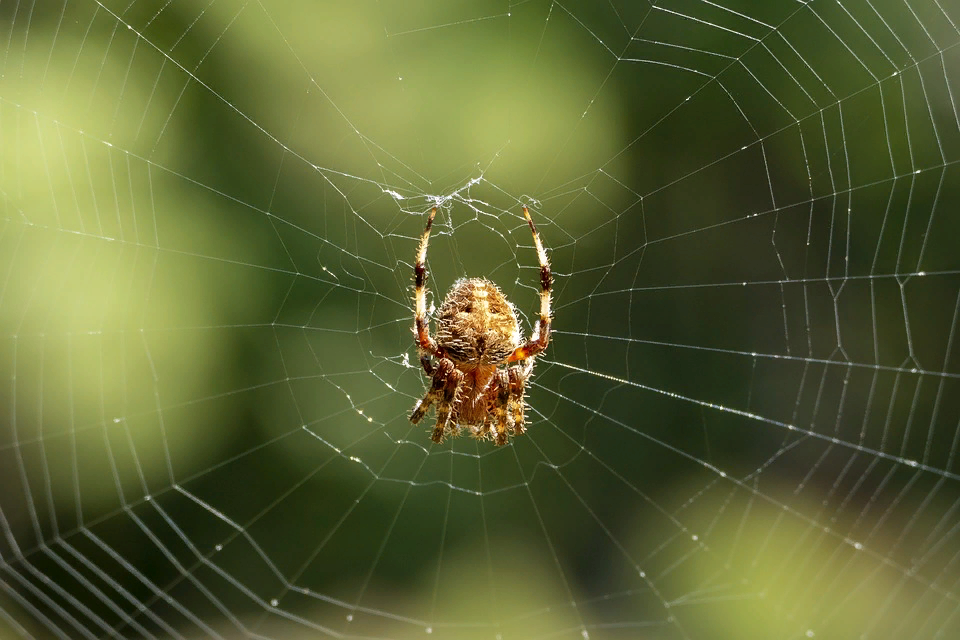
[2, 1, 960, 638]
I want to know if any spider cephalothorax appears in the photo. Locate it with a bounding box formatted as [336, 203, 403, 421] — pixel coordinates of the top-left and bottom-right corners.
[410, 206, 552, 446]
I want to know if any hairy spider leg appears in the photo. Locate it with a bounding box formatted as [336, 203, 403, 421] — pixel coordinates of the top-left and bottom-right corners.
[508, 360, 533, 435]
[431, 369, 464, 443]
[411, 357, 453, 424]
[474, 417, 493, 441]
[509, 206, 553, 362]
[413, 206, 439, 356]
[493, 370, 514, 447]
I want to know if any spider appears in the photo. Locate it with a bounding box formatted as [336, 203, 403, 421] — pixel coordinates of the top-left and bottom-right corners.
[410, 205, 553, 446]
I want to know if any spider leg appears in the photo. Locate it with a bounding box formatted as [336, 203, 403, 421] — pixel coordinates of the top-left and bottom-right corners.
[410, 357, 453, 424]
[509, 206, 553, 362]
[431, 369, 464, 444]
[420, 354, 435, 376]
[508, 360, 532, 436]
[474, 416, 494, 441]
[414, 207, 440, 357]
[493, 370, 514, 447]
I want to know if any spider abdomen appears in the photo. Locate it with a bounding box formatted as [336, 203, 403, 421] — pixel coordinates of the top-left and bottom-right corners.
[435, 278, 521, 366]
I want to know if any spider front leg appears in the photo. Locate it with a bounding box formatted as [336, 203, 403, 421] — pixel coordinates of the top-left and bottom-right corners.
[492, 370, 515, 447]
[508, 360, 533, 436]
[431, 368, 463, 443]
[410, 357, 464, 443]
[410, 357, 454, 424]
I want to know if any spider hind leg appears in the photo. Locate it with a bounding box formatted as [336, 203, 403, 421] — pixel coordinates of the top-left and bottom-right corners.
[508, 206, 553, 363]
[413, 207, 440, 356]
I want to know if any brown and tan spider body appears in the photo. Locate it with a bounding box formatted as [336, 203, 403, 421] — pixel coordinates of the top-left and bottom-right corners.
[434, 277, 521, 423]
[410, 206, 553, 446]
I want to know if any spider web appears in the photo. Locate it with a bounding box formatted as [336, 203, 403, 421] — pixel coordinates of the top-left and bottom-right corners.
[2, 0, 960, 638]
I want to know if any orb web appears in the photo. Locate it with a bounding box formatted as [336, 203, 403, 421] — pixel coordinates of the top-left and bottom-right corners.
[2, 1, 960, 639]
